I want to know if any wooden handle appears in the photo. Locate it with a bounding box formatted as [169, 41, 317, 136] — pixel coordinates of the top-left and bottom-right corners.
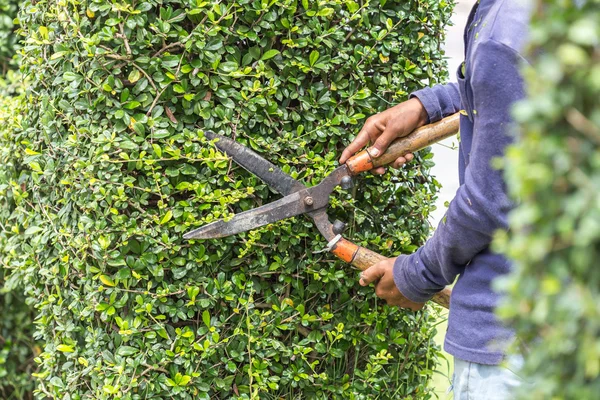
[331, 238, 451, 309]
[346, 112, 460, 174]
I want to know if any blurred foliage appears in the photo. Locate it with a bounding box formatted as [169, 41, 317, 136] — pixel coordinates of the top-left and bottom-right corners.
[0, 0, 18, 72]
[2, 0, 454, 398]
[494, 0, 600, 398]
[1, 0, 37, 397]
[0, 70, 37, 399]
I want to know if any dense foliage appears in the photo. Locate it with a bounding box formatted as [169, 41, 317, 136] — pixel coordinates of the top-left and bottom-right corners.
[495, 0, 600, 398]
[0, 0, 18, 72]
[2, 0, 453, 398]
[0, 75, 37, 399]
[1, 1, 37, 398]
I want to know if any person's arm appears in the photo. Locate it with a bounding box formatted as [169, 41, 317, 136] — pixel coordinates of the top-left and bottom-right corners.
[410, 82, 462, 123]
[393, 40, 526, 302]
[339, 82, 461, 173]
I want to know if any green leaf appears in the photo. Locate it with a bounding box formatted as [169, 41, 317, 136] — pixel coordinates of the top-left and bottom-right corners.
[25, 226, 43, 235]
[29, 161, 42, 172]
[115, 268, 131, 280]
[173, 84, 186, 94]
[123, 101, 141, 110]
[346, 1, 359, 12]
[57, 344, 75, 353]
[317, 7, 334, 17]
[152, 143, 162, 157]
[179, 375, 191, 386]
[128, 69, 141, 84]
[160, 210, 173, 225]
[99, 275, 115, 287]
[116, 346, 138, 356]
[202, 310, 210, 328]
[219, 61, 239, 72]
[309, 50, 320, 66]
[261, 49, 280, 61]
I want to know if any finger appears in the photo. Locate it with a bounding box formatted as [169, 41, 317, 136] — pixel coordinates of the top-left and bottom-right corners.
[358, 263, 385, 286]
[339, 130, 370, 164]
[392, 152, 414, 169]
[368, 126, 397, 158]
[387, 297, 419, 311]
[392, 157, 407, 169]
[371, 167, 386, 175]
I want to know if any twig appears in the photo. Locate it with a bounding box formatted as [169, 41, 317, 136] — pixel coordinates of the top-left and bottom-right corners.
[152, 41, 184, 58]
[566, 107, 600, 145]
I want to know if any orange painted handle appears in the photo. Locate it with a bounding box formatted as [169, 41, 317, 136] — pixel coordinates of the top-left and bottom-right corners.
[346, 112, 460, 174]
[330, 238, 451, 309]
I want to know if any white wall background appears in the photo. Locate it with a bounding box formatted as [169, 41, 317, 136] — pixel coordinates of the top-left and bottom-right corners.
[428, 1, 472, 228]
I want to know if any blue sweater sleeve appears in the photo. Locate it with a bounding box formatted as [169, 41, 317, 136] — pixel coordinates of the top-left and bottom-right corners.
[393, 40, 526, 303]
[409, 82, 461, 123]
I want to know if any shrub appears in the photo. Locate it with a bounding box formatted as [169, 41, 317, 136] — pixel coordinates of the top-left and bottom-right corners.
[494, 0, 600, 398]
[1, 1, 37, 397]
[0, 73, 37, 399]
[7, 0, 453, 398]
[0, 0, 18, 72]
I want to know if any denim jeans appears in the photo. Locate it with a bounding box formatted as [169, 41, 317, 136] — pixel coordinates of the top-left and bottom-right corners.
[449, 354, 526, 400]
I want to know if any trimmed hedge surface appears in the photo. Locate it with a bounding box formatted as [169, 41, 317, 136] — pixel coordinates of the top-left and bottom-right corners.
[3, 0, 453, 398]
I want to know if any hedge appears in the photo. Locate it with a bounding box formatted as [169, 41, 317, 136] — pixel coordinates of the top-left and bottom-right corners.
[494, 0, 600, 398]
[1, 0, 37, 397]
[0, 73, 37, 399]
[4, 0, 453, 398]
[0, 0, 18, 72]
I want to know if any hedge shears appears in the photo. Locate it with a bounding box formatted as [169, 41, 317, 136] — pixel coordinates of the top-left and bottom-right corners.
[184, 113, 460, 309]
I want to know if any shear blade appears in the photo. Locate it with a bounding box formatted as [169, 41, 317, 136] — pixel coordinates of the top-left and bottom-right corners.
[183, 188, 327, 240]
[204, 131, 305, 196]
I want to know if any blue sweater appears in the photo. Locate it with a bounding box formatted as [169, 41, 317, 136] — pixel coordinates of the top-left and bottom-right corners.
[393, 0, 532, 365]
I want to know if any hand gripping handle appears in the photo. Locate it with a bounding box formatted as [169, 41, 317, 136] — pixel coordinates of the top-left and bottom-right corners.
[345, 113, 460, 175]
[330, 238, 451, 309]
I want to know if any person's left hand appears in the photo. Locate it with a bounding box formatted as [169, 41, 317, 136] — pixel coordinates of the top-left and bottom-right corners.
[359, 257, 425, 311]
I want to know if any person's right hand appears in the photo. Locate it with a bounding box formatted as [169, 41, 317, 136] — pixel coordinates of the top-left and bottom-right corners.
[339, 97, 429, 174]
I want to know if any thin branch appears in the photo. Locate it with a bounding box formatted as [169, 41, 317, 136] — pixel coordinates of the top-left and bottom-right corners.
[152, 41, 184, 58]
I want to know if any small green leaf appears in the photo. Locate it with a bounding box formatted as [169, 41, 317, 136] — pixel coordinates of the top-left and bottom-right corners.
[128, 69, 141, 84]
[29, 161, 42, 172]
[173, 84, 186, 94]
[202, 310, 210, 328]
[261, 49, 280, 61]
[25, 226, 43, 235]
[123, 101, 141, 109]
[160, 210, 173, 225]
[152, 143, 162, 157]
[317, 7, 334, 17]
[99, 275, 115, 287]
[57, 344, 75, 353]
[116, 346, 138, 356]
[309, 50, 319, 66]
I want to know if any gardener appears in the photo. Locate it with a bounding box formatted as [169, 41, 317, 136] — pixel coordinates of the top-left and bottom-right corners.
[339, 1, 532, 398]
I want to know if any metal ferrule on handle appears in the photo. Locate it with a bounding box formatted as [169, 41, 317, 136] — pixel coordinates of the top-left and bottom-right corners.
[345, 113, 460, 175]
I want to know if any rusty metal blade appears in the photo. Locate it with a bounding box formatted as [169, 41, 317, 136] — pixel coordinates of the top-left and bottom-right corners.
[204, 131, 305, 196]
[183, 188, 329, 239]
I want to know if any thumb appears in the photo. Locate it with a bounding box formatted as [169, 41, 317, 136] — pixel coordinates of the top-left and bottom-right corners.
[368, 127, 397, 158]
[359, 263, 385, 286]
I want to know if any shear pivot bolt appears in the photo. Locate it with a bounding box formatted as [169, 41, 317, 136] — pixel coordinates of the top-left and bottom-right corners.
[304, 196, 314, 206]
[332, 220, 346, 235]
[341, 176, 353, 190]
